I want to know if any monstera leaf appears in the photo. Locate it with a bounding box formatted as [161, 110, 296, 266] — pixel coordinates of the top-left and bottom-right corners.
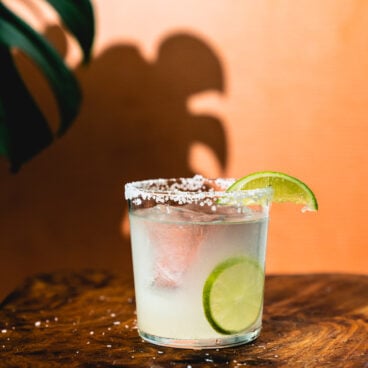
[0, 0, 94, 172]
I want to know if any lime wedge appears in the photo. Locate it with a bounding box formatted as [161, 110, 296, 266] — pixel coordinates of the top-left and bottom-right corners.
[202, 256, 264, 335]
[227, 171, 318, 211]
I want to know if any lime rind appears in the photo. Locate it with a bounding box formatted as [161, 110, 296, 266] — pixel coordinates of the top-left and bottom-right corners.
[202, 256, 264, 335]
[227, 171, 318, 211]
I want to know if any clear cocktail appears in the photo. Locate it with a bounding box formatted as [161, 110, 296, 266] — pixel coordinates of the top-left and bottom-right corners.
[125, 176, 272, 349]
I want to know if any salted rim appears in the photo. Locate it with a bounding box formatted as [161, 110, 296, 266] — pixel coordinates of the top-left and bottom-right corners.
[124, 175, 273, 205]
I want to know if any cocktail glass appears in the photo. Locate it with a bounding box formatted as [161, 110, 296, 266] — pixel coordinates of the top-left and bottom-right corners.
[125, 175, 272, 349]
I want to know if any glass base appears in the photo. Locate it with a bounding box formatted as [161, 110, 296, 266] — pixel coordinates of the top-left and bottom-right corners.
[138, 327, 261, 349]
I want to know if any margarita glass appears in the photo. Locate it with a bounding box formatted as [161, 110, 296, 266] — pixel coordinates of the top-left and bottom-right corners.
[125, 175, 272, 349]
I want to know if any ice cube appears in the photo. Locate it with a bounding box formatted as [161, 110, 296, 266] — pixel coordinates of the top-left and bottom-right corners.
[167, 204, 225, 223]
[169, 203, 254, 223]
[146, 205, 211, 287]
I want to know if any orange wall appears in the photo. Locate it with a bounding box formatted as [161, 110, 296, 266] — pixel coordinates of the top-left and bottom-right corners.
[1, 0, 367, 298]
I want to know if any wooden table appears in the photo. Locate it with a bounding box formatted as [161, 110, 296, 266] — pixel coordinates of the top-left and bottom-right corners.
[0, 271, 367, 367]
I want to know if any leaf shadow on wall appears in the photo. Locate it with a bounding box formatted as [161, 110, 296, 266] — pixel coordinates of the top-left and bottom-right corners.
[0, 26, 227, 296]
[75, 32, 227, 181]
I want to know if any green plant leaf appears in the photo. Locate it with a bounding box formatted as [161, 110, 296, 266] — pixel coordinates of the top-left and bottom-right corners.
[0, 46, 53, 172]
[0, 2, 82, 136]
[44, 0, 95, 63]
[0, 1, 94, 171]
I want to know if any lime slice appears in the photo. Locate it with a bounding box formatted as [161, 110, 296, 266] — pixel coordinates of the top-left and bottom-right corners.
[227, 171, 318, 211]
[202, 256, 264, 335]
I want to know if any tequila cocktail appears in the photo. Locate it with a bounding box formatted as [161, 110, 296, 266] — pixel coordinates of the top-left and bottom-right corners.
[125, 176, 272, 349]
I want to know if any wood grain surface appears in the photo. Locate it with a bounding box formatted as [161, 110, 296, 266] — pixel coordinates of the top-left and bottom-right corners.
[0, 271, 367, 368]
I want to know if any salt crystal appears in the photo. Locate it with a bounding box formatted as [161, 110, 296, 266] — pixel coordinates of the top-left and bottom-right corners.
[1, 329, 7, 334]
[89, 331, 94, 335]
[125, 176, 235, 205]
[107, 344, 112, 348]
[113, 321, 121, 325]
[34, 321, 41, 327]
[110, 313, 116, 318]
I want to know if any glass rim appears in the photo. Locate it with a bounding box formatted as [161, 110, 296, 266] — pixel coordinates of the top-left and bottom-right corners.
[124, 175, 273, 204]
